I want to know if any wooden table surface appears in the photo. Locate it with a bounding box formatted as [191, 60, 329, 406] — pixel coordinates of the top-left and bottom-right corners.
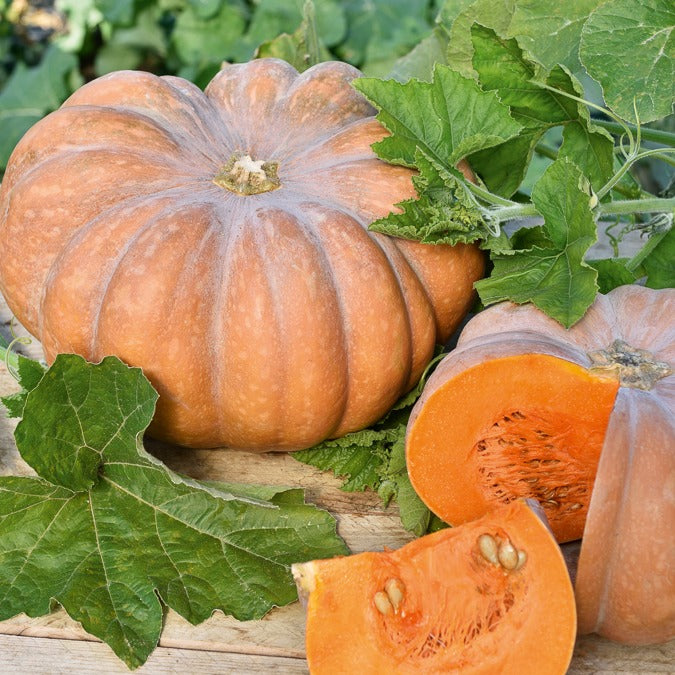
[1, 299, 673, 674]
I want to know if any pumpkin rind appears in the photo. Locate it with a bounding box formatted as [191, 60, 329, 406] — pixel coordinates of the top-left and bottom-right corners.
[406, 285, 674, 644]
[0, 59, 484, 449]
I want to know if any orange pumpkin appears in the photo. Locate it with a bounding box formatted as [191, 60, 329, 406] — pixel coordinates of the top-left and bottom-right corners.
[0, 58, 483, 450]
[406, 285, 674, 644]
[293, 499, 576, 674]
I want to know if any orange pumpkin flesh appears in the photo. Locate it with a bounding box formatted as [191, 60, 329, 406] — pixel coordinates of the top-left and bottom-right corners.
[407, 354, 619, 543]
[0, 59, 484, 450]
[294, 500, 576, 674]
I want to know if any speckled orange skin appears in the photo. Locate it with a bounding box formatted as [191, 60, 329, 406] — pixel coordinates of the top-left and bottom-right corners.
[0, 59, 484, 450]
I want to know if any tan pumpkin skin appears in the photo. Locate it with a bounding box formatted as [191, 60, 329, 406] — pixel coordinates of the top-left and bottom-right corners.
[0, 59, 484, 450]
[406, 285, 674, 644]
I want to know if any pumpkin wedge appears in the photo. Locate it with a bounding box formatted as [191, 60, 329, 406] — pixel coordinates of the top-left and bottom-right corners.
[293, 500, 576, 674]
[406, 285, 674, 644]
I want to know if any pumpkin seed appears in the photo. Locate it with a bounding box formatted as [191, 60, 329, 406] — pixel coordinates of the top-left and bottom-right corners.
[498, 539, 519, 570]
[385, 578, 405, 610]
[516, 550, 527, 570]
[477, 533, 499, 565]
[374, 591, 393, 615]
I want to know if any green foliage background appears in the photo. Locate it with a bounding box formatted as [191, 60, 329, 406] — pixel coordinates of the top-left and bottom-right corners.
[0, 0, 442, 172]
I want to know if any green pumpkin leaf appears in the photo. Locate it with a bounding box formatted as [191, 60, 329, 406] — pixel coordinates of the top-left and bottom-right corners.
[440, 0, 517, 78]
[587, 258, 638, 293]
[476, 157, 599, 327]
[295, 426, 402, 493]
[389, 26, 450, 83]
[467, 26, 614, 197]
[14, 355, 156, 492]
[0, 353, 46, 418]
[468, 130, 544, 199]
[580, 0, 675, 123]
[377, 437, 436, 537]
[353, 64, 522, 168]
[641, 225, 675, 288]
[369, 149, 496, 246]
[0, 354, 347, 669]
[558, 122, 614, 195]
[438, 0, 604, 76]
[506, 0, 605, 71]
[470, 26, 579, 129]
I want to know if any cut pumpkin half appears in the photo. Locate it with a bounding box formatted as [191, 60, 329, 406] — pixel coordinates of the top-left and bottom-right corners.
[406, 351, 619, 543]
[293, 500, 576, 674]
[405, 286, 674, 644]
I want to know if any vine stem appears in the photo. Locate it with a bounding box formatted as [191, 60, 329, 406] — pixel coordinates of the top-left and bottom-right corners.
[492, 197, 675, 222]
[534, 143, 648, 199]
[464, 180, 516, 207]
[597, 147, 675, 200]
[0, 343, 20, 377]
[593, 120, 675, 147]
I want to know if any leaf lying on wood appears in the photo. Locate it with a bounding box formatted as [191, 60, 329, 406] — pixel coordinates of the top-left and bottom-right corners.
[0, 353, 347, 669]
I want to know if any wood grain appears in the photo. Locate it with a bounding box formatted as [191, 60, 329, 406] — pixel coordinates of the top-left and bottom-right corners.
[1, 297, 674, 673]
[0, 635, 309, 674]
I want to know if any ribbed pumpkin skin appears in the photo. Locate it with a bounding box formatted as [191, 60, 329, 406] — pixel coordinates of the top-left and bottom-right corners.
[0, 59, 484, 450]
[407, 285, 674, 644]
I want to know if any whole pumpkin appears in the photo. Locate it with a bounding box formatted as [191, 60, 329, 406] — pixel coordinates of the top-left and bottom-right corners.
[405, 285, 674, 644]
[0, 59, 484, 450]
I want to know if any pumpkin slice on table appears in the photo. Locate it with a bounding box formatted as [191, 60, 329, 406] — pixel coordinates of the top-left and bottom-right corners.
[0, 58, 484, 451]
[406, 285, 674, 644]
[293, 499, 576, 674]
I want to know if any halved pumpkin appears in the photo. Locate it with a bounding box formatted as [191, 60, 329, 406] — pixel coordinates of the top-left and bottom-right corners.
[293, 500, 576, 674]
[405, 285, 674, 644]
[406, 286, 673, 545]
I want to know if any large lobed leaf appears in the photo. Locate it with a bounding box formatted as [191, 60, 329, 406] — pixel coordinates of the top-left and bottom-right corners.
[580, 0, 674, 123]
[467, 25, 614, 197]
[353, 64, 522, 167]
[437, 0, 606, 75]
[0, 354, 347, 669]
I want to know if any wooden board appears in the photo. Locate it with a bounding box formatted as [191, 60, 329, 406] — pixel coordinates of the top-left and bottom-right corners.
[1, 300, 674, 673]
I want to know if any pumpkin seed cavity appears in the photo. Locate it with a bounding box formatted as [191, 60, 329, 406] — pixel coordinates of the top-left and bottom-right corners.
[374, 539, 525, 663]
[474, 410, 592, 528]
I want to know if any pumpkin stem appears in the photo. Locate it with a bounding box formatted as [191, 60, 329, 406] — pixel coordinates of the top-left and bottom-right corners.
[588, 339, 672, 390]
[213, 153, 281, 195]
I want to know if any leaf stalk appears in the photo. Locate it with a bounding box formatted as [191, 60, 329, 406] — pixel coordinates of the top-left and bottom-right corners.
[490, 196, 675, 223]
